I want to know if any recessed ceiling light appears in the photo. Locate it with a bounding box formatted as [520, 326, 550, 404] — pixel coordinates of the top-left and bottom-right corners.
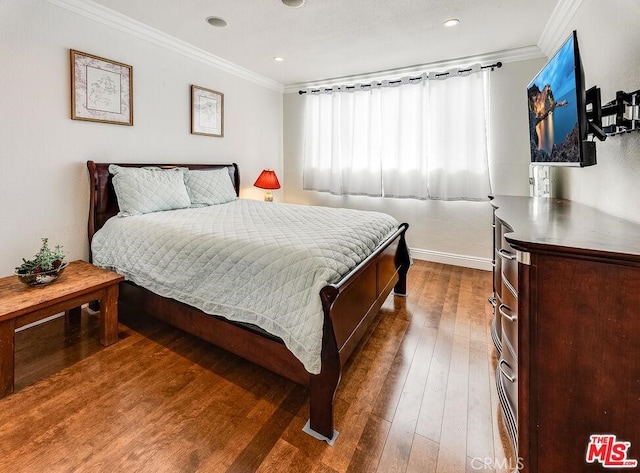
[206, 16, 228, 27]
[443, 18, 460, 27]
[281, 0, 305, 7]
[274, 57, 284, 62]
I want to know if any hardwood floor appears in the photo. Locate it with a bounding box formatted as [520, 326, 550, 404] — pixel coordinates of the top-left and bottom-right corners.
[0, 261, 514, 472]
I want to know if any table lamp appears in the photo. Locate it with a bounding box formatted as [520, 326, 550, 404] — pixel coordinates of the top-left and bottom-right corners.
[253, 169, 281, 202]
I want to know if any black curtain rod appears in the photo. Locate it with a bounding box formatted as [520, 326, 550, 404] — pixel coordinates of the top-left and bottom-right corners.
[298, 61, 502, 95]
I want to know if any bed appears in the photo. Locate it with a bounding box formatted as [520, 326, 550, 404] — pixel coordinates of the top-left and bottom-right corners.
[86, 161, 410, 443]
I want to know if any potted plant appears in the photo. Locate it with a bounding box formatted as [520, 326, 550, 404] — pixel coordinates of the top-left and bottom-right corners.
[15, 238, 67, 287]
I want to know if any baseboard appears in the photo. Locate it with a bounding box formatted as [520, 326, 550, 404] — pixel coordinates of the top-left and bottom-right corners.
[410, 247, 493, 271]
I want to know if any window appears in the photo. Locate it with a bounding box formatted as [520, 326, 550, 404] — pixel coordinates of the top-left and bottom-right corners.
[303, 71, 492, 200]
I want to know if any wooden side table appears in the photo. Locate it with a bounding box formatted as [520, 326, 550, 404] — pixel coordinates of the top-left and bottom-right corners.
[0, 260, 124, 397]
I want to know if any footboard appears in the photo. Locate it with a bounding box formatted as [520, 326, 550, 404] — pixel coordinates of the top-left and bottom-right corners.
[308, 223, 410, 441]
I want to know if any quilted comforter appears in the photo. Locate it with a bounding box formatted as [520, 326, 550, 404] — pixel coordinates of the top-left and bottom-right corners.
[91, 199, 399, 374]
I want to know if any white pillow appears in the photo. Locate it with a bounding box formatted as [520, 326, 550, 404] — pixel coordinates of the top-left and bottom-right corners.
[184, 168, 238, 206]
[109, 164, 191, 216]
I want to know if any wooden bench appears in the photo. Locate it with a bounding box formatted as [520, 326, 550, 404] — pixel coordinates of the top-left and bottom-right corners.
[0, 260, 123, 397]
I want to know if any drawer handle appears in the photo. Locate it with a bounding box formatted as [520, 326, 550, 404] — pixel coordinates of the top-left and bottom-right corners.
[498, 248, 516, 261]
[499, 359, 517, 383]
[488, 295, 497, 307]
[499, 303, 517, 322]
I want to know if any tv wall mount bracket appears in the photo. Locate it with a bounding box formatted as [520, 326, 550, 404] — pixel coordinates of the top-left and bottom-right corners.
[588, 88, 640, 138]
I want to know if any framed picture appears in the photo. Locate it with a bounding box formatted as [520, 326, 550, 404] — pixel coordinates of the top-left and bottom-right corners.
[70, 49, 133, 126]
[191, 85, 224, 137]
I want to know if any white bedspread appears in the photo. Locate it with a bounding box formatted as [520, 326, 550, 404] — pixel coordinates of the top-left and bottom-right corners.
[91, 199, 399, 374]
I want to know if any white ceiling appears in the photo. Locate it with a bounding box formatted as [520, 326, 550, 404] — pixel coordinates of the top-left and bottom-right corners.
[89, 0, 560, 87]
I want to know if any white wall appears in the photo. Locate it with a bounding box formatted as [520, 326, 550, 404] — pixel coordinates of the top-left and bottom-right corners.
[282, 58, 545, 270]
[489, 60, 547, 196]
[553, 0, 640, 223]
[0, 0, 283, 276]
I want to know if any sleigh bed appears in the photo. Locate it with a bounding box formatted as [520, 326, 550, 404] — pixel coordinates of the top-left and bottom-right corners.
[86, 161, 410, 442]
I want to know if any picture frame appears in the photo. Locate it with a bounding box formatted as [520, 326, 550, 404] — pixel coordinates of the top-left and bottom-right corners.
[191, 85, 224, 137]
[70, 49, 133, 126]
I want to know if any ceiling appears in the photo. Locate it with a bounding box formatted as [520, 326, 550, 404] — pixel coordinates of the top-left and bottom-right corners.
[89, 0, 560, 87]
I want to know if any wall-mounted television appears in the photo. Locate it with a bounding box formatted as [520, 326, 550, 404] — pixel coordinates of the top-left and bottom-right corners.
[527, 31, 604, 167]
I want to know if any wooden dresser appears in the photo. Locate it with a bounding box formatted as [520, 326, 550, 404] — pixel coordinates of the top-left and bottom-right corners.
[490, 196, 640, 472]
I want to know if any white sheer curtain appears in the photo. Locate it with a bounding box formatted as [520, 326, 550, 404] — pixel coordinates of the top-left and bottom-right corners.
[303, 71, 492, 200]
[302, 90, 383, 196]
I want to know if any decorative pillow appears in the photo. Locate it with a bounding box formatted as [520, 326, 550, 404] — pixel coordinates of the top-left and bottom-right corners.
[184, 168, 238, 206]
[109, 164, 191, 217]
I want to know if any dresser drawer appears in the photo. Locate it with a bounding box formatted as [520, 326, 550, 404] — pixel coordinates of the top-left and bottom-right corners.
[499, 348, 518, 423]
[494, 223, 518, 294]
[500, 281, 518, 360]
[493, 222, 502, 298]
[499, 242, 518, 293]
[492, 292, 503, 354]
[494, 249, 503, 299]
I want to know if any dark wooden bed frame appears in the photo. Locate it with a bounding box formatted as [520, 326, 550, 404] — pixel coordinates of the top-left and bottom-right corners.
[86, 161, 410, 442]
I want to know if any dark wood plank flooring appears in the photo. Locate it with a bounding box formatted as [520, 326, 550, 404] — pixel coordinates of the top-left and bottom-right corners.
[0, 261, 514, 472]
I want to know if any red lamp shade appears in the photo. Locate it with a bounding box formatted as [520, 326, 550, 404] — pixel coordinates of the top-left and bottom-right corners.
[253, 169, 281, 190]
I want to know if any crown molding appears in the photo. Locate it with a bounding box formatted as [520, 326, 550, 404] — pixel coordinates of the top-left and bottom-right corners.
[284, 45, 545, 94]
[538, 0, 584, 55]
[44, 0, 284, 93]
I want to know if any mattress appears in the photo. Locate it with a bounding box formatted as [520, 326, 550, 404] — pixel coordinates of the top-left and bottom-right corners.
[91, 199, 399, 373]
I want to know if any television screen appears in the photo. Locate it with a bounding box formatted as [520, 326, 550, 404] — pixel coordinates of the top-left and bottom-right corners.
[527, 33, 582, 165]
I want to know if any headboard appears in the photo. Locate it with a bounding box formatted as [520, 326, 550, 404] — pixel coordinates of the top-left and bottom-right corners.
[86, 161, 240, 244]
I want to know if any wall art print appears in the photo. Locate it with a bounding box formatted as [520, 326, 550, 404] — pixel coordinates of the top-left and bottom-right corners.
[191, 85, 224, 137]
[70, 49, 133, 126]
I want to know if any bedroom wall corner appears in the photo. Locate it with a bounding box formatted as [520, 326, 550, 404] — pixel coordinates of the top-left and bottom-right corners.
[550, 0, 640, 224]
[0, 0, 284, 276]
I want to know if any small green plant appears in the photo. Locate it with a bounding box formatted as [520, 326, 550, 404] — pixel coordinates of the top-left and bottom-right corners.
[15, 238, 65, 274]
